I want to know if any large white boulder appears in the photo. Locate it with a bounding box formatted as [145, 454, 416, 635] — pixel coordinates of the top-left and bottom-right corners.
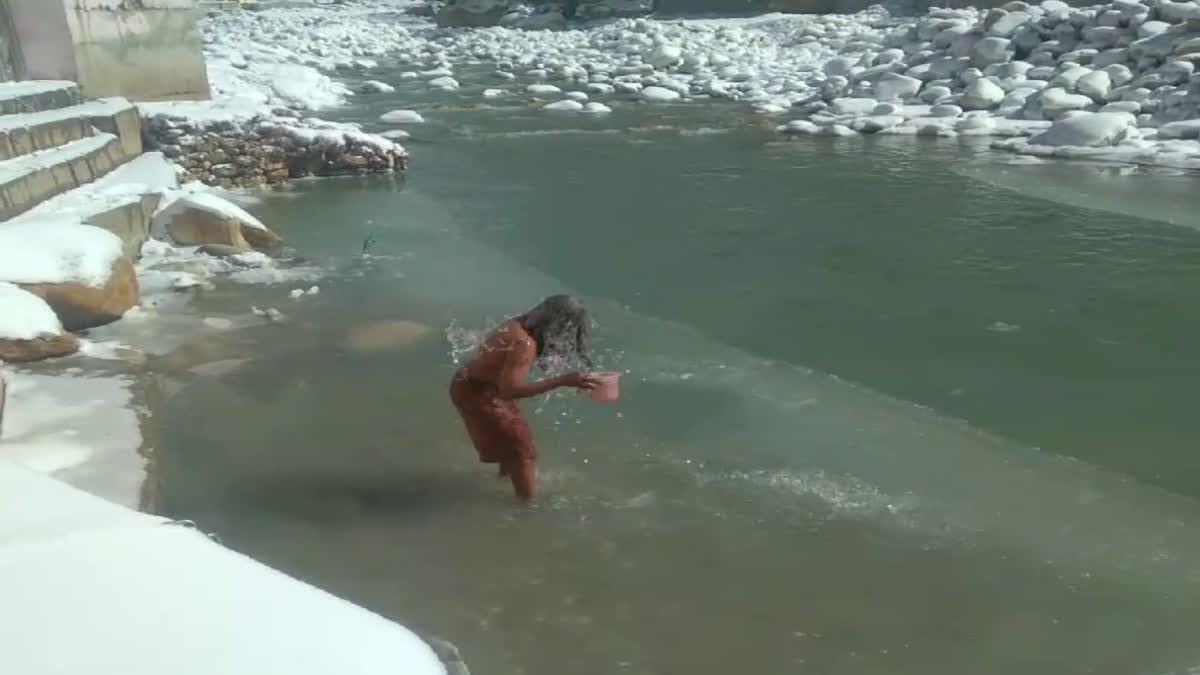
[1155, 119, 1200, 139]
[379, 110, 425, 124]
[962, 78, 1007, 109]
[542, 99, 584, 111]
[1029, 111, 1137, 146]
[1075, 70, 1112, 101]
[1039, 87, 1094, 118]
[646, 44, 682, 69]
[830, 97, 880, 115]
[640, 86, 681, 102]
[971, 37, 1014, 68]
[987, 11, 1033, 38]
[873, 73, 922, 100]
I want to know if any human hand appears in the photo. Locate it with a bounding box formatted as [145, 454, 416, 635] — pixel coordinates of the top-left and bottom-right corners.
[558, 372, 599, 391]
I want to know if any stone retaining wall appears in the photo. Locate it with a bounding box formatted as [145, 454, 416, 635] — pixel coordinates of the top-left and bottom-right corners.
[141, 116, 407, 189]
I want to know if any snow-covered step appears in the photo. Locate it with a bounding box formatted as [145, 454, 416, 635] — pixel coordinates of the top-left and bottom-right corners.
[0, 98, 141, 162]
[0, 81, 83, 116]
[0, 133, 132, 221]
[11, 153, 181, 259]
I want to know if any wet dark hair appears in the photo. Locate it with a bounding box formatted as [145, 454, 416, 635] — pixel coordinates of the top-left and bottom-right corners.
[519, 294, 592, 369]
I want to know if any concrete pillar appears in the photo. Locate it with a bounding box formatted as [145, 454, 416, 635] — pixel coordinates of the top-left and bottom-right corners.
[6, 0, 210, 102]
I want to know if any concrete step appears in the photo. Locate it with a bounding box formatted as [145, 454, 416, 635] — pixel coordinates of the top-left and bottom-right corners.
[0, 133, 133, 222]
[0, 81, 85, 116]
[10, 153, 180, 260]
[0, 98, 142, 162]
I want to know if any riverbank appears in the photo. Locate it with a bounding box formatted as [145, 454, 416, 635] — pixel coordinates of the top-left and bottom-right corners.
[176, 0, 1200, 170]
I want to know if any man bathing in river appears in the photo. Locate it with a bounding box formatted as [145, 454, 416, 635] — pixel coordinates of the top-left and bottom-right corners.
[450, 295, 598, 501]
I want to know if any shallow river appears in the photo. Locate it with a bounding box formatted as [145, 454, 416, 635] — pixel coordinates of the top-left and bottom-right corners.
[152, 67, 1200, 675]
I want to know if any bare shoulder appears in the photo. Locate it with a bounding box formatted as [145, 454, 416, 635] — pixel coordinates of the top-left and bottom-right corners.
[500, 320, 535, 353]
[482, 320, 534, 352]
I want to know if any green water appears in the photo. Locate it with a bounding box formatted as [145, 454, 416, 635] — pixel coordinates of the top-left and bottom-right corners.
[152, 83, 1200, 675]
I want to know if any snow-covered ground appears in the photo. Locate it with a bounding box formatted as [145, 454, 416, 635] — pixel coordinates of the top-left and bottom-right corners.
[0, 461, 447, 675]
[169, 0, 1200, 168]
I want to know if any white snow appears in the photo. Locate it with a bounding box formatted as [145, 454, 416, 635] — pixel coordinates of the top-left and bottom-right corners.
[0, 221, 123, 288]
[0, 462, 446, 675]
[0, 372, 143, 507]
[0, 80, 77, 102]
[12, 152, 180, 226]
[0, 133, 117, 185]
[1030, 111, 1138, 147]
[0, 283, 63, 341]
[379, 109, 426, 124]
[0, 97, 132, 134]
[154, 190, 269, 233]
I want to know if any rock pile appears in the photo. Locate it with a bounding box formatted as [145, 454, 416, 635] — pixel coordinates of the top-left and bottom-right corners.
[142, 115, 408, 189]
[435, 0, 655, 27]
[775, 0, 1200, 163]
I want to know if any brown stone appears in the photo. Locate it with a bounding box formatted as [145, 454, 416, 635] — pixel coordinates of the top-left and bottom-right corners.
[20, 258, 139, 331]
[241, 224, 283, 250]
[165, 207, 252, 251]
[0, 333, 80, 363]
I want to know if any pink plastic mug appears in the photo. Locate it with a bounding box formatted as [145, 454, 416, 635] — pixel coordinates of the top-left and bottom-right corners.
[589, 371, 622, 402]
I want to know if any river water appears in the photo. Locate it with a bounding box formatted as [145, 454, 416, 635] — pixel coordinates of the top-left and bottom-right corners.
[151, 66, 1200, 675]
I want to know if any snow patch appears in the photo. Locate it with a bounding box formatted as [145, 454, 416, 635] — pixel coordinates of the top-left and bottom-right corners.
[0, 283, 63, 341]
[0, 222, 123, 288]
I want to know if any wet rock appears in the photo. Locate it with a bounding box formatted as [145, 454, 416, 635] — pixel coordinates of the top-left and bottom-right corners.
[0, 333, 79, 363]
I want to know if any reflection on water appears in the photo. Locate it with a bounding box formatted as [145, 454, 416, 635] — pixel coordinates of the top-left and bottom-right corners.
[153, 96, 1200, 675]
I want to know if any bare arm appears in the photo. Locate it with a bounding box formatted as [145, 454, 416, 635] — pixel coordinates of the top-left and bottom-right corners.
[494, 332, 594, 400]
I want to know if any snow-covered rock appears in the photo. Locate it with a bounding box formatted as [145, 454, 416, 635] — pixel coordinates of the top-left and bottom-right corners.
[1156, 119, 1200, 139]
[1029, 111, 1137, 146]
[543, 99, 584, 111]
[646, 44, 683, 69]
[0, 283, 78, 363]
[1076, 70, 1112, 101]
[379, 110, 425, 124]
[359, 80, 395, 93]
[1038, 87, 1095, 118]
[831, 97, 880, 115]
[874, 73, 922, 101]
[640, 86, 681, 102]
[962, 78, 1007, 109]
[527, 83, 562, 96]
[971, 37, 1014, 68]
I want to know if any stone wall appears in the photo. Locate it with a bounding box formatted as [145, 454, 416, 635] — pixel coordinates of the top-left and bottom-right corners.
[6, 0, 210, 101]
[142, 116, 408, 189]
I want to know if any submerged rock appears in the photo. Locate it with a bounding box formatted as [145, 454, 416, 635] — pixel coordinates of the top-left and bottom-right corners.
[343, 320, 434, 354]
